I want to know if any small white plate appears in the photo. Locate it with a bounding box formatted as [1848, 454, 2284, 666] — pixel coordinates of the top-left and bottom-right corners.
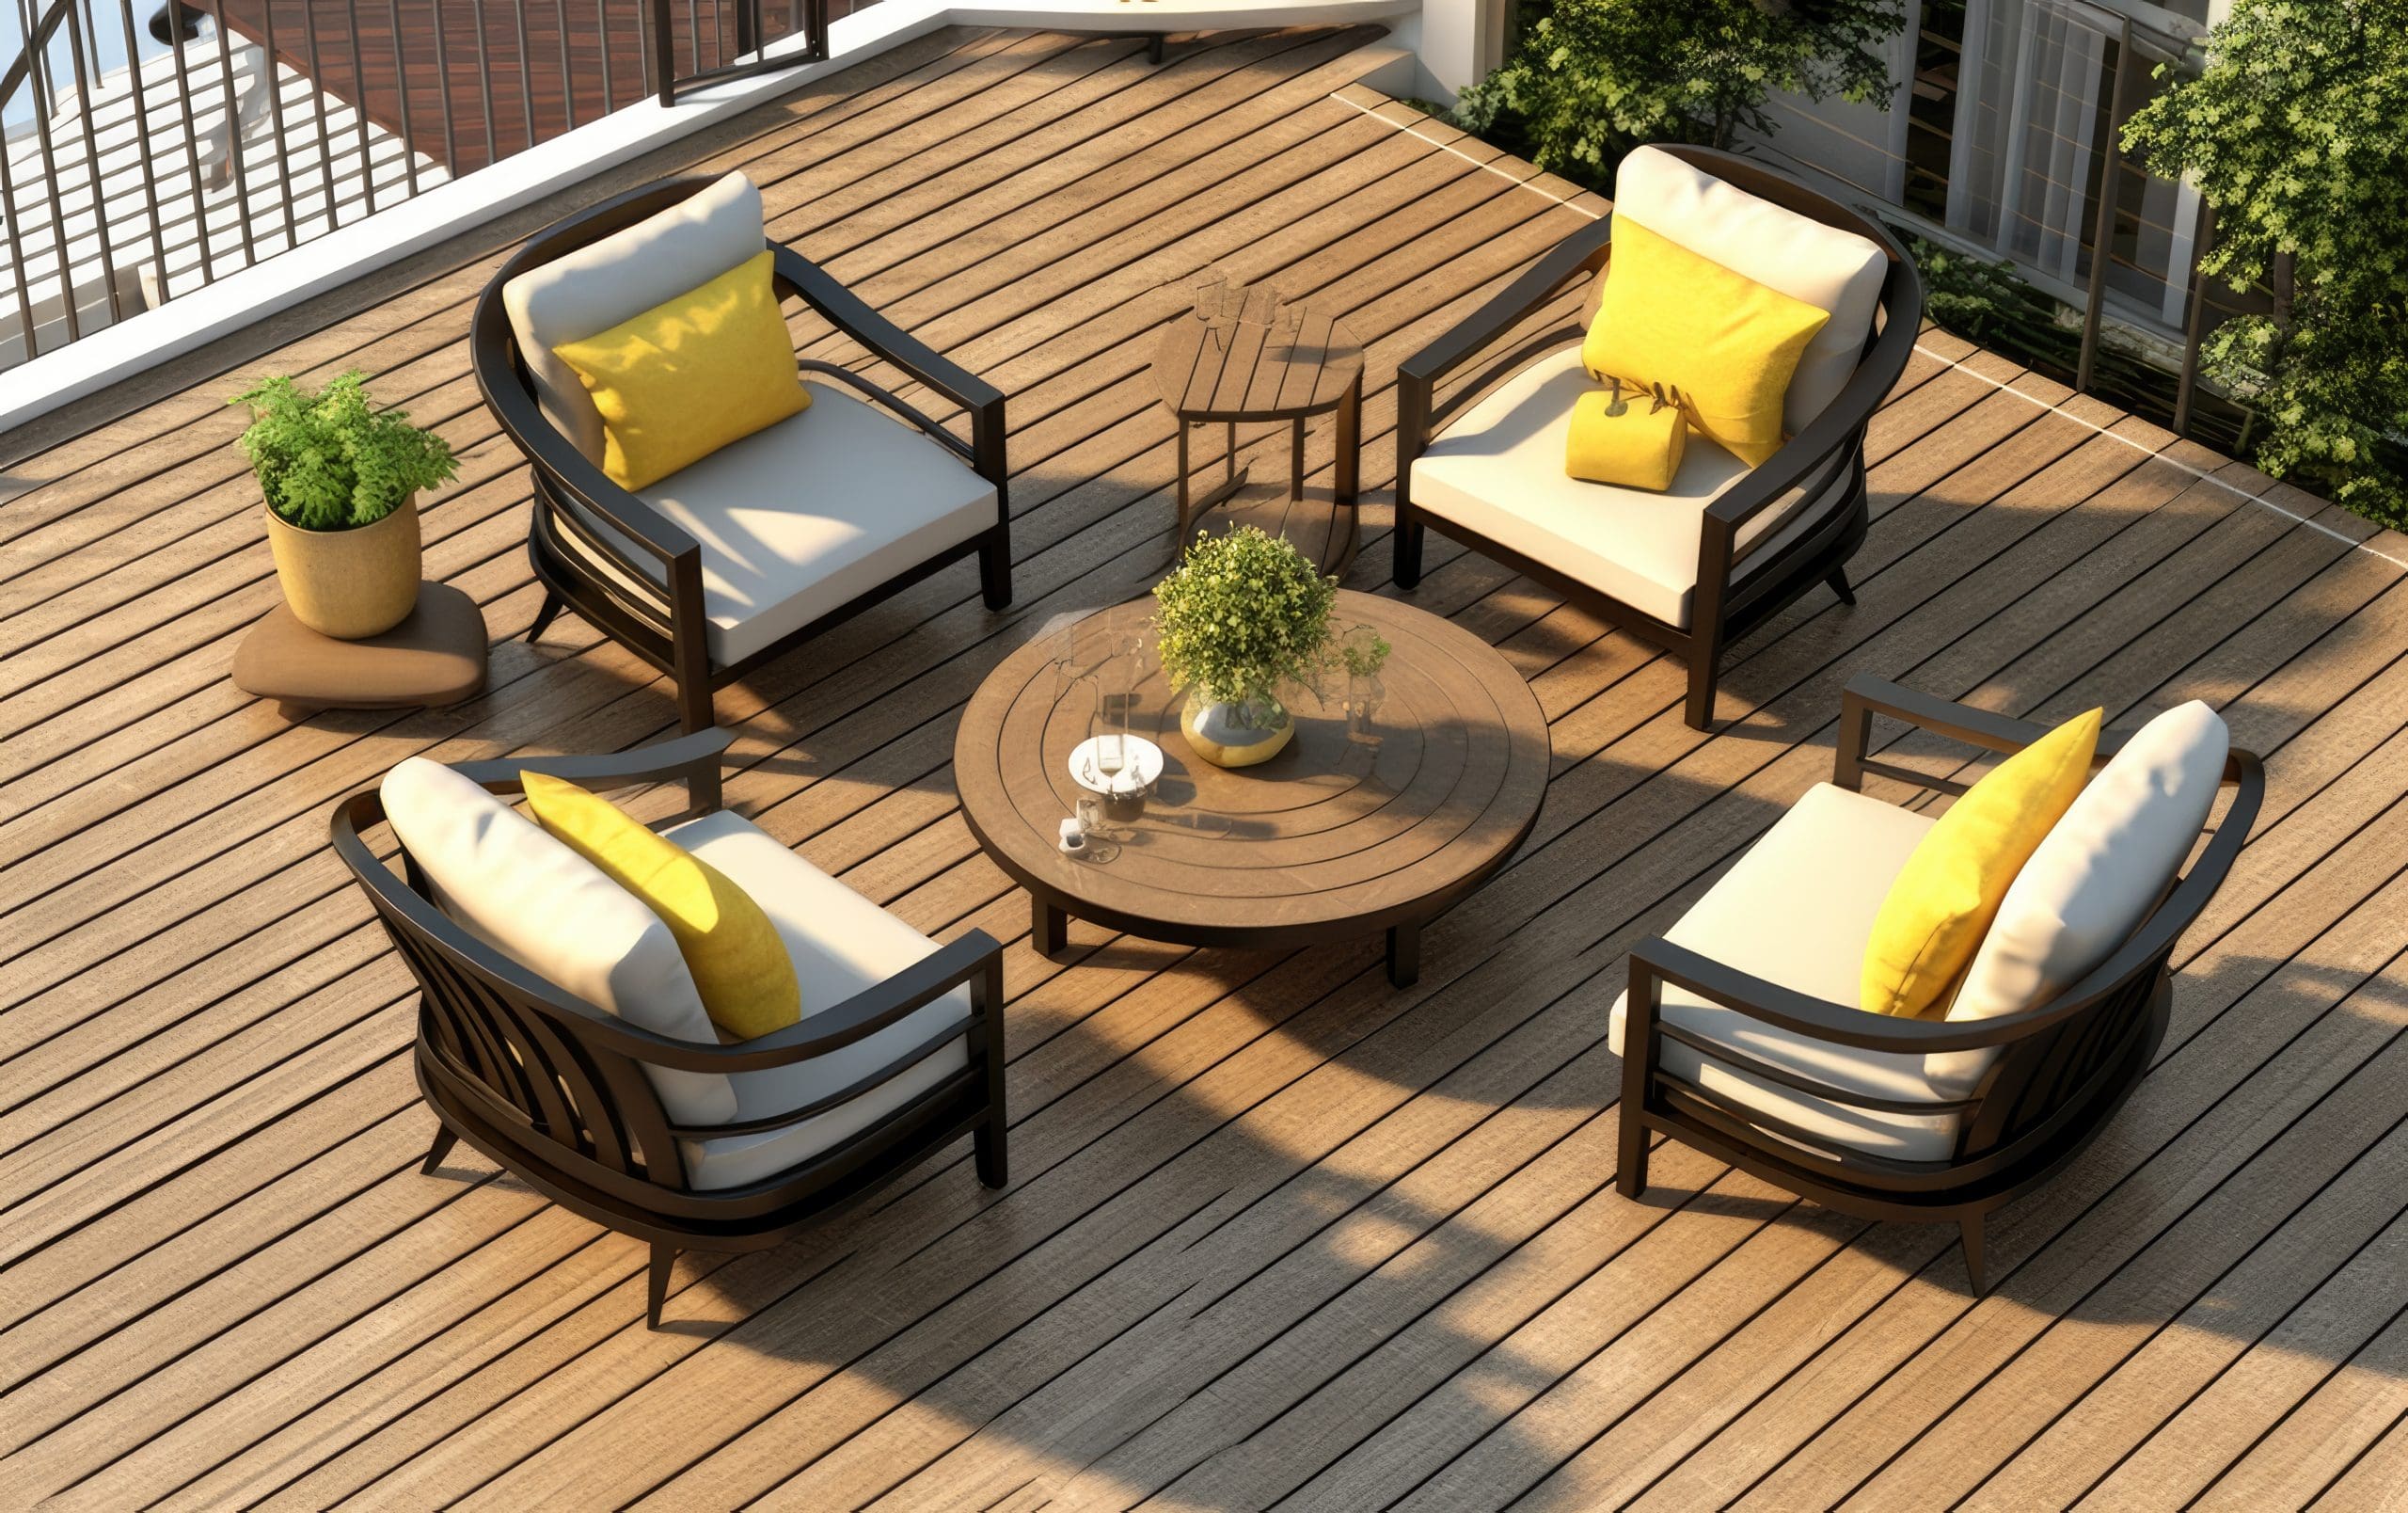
[1069, 735, 1164, 794]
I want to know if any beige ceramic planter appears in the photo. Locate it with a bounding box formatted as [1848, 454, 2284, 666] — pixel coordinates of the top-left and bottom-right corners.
[263, 492, 422, 640]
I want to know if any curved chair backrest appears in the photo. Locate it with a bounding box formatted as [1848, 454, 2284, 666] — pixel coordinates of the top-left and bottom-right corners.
[330, 785, 693, 1205]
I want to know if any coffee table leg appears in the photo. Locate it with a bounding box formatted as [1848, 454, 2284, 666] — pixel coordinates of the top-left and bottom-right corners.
[1291, 419, 1306, 502]
[1176, 422, 1192, 538]
[1034, 897, 1069, 958]
[1386, 921, 1421, 988]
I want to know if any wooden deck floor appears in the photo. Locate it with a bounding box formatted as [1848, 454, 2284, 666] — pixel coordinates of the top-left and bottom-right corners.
[8, 25, 2408, 1510]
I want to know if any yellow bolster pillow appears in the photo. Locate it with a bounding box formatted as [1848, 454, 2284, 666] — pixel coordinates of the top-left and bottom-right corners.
[1565, 385, 1688, 491]
[550, 248, 810, 491]
[1861, 709, 2102, 1019]
[1581, 217, 1830, 468]
[522, 771, 801, 1041]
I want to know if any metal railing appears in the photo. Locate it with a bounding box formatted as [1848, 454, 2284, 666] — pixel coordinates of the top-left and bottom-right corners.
[0, 0, 834, 370]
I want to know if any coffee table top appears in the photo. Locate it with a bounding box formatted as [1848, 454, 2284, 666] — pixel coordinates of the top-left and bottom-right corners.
[955, 591, 1549, 950]
[1152, 306, 1364, 422]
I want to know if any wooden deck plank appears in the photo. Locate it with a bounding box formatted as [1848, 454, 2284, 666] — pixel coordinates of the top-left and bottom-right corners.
[4, 24, 2404, 1510]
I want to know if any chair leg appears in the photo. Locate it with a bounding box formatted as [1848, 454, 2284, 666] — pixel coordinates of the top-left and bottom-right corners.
[1683, 653, 1719, 731]
[979, 531, 1013, 612]
[525, 588, 566, 643]
[1615, 1106, 1650, 1200]
[674, 675, 716, 737]
[1960, 1214, 1987, 1296]
[1826, 566, 1857, 607]
[1393, 513, 1425, 590]
[975, 1110, 1010, 1189]
[646, 1243, 678, 1330]
[420, 1122, 458, 1175]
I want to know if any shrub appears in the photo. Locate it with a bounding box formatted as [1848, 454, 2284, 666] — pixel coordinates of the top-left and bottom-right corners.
[2122, 0, 2408, 524]
[230, 371, 458, 530]
[1150, 525, 1338, 705]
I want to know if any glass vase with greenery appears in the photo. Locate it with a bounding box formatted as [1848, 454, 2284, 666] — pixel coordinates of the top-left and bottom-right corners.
[1151, 525, 1338, 765]
[230, 370, 458, 531]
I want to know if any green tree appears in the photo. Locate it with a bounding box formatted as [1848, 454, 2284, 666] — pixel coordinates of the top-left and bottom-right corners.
[2122, 0, 2408, 524]
[1456, 0, 1904, 177]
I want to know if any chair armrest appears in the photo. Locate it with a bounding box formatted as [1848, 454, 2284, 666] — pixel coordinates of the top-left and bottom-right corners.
[1628, 935, 2012, 1054]
[449, 727, 736, 800]
[770, 245, 1007, 487]
[1397, 215, 1613, 491]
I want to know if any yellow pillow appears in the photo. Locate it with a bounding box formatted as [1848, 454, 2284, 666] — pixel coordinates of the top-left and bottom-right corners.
[1565, 382, 1688, 491]
[550, 248, 810, 491]
[1581, 217, 1830, 468]
[521, 771, 800, 1040]
[1861, 709, 2102, 1019]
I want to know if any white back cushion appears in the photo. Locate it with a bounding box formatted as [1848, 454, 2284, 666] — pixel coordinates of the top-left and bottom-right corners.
[1938, 702, 2231, 1091]
[1608, 145, 1889, 435]
[500, 170, 769, 464]
[379, 757, 737, 1127]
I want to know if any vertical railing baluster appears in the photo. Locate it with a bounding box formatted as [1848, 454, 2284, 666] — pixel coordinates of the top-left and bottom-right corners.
[253, 0, 298, 244]
[649, 0, 670, 105]
[385, 0, 418, 193]
[469, 0, 496, 171]
[298, 0, 341, 230]
[343, 0, 376, 215]
[0, 9, 44, 355]
[57, 0, 129, 319]
[508, 0, 531, 150]
[594, 0, 613, 112]
[22, 0, 82, 339]
[113, 0, 168, 303]
[203, 0, 259, 265]
[429, 0, 457, 175]
[162, 0, 214, 287]
[554, 0, 572, 128]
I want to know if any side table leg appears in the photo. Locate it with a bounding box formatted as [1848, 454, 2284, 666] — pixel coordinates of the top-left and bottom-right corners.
[1386, 922, 1421, 988]
[1336, 374, 1362, 506]
[1291, 419, 1306, 502]
[1176, 422, 1192, 538]
[1034, 897, 1069, 958]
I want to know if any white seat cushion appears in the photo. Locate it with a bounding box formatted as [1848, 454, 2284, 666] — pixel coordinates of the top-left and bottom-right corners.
[662, 809, 974, 1193]
[378, 758, 737, 1127]
[555, 378, 999, 665]
[1943, 701, 2229, 1091]
[502, 170, 768, 465]
[1608, 783, 1992, 1162]
[1411, 349, 1843, 629]
[1611, 145, 1888, 433]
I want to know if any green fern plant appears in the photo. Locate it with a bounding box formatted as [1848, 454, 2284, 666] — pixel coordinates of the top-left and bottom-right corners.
[230, 372, 457, 530]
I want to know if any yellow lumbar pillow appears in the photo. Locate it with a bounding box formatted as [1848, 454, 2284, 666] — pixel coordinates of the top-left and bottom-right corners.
[521, 771, 800, 1040]
[1861, 709, 2102, 1019]
[550, 248, 810, 491]
[1565, 381, 1688, 491]
[1581, 216, 1830, 468]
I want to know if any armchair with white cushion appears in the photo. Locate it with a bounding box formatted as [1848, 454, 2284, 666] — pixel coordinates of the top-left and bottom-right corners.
[1611, 676, 2260, 1290]
[1395, 145, 1923, 729]
[331, 729, 1008, 1330]
[472, 172, 1012, 739]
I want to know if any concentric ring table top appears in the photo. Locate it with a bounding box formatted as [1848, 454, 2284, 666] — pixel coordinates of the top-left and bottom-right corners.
[956, 592, 1549, 964]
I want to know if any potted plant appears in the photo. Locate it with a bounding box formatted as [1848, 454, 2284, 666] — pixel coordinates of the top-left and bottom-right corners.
[231, 371, 458, 640]
[1151, 524, 1338, 769]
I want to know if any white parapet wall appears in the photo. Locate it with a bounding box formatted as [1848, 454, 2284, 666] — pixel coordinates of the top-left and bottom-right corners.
[0, 0, 1439, 442]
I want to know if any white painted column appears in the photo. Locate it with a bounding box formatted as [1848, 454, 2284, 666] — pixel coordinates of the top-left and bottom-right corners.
[1411, 0, 1510, 101]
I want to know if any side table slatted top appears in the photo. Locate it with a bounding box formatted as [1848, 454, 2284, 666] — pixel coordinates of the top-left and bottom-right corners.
[955, 592, 1549, 986]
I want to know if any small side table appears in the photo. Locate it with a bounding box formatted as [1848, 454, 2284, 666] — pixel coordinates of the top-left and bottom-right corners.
[233, 581, 489, 719]
[1152, 306, 1364, 549]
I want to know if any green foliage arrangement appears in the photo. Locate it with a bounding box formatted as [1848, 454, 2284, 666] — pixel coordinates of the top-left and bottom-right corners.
[230, 371, 458, 531]
[2122, 0, 2408, 524]
[1456, 0, 1904, 177]
[1339, 625, 1391, 679]
[1150, 525, 1339, 706]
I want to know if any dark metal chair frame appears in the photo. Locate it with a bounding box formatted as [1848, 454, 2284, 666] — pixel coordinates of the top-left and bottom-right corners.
[1617, 675, 2262, 1291]
[1393, 144, 1925, 730]
[330, 729, 1010, 1330]
[470, 177, 1014, 741]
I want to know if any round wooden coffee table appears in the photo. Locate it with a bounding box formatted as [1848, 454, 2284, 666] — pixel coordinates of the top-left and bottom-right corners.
[955, 591, 1548, 986]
